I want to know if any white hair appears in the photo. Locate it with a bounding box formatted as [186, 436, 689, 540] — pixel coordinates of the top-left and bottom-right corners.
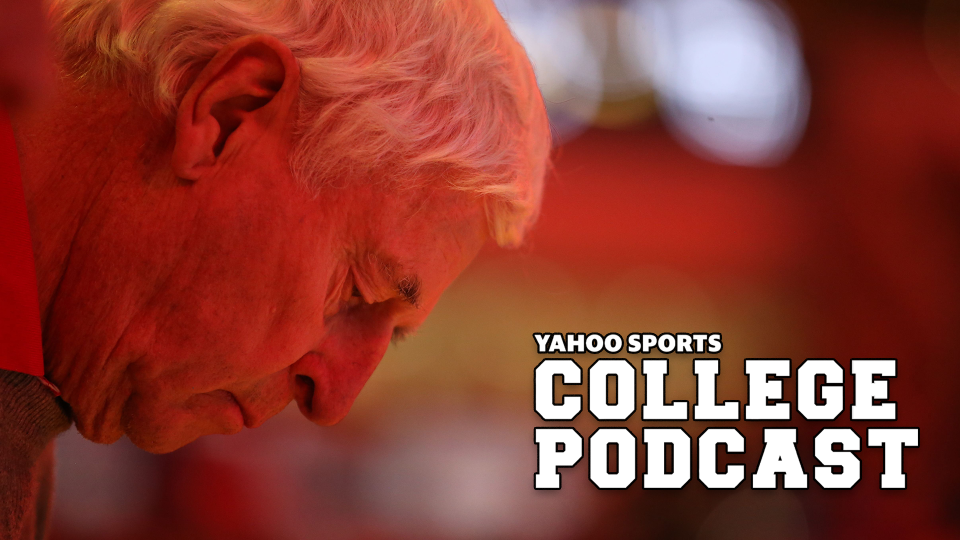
[48, 0, 550, 246]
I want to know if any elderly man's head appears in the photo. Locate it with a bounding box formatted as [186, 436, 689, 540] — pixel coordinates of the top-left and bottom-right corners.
[18, 0, 548, 453]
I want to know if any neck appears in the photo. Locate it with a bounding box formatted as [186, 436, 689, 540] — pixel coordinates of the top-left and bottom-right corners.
[11, 80, 162, 328]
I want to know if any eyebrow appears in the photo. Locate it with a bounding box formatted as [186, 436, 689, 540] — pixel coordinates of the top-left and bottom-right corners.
[367, 252, 422, 308]
[396, 275, 422, 307]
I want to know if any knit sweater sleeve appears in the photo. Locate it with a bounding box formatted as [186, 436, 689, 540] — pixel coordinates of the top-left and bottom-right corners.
[0, 370, 71, 540]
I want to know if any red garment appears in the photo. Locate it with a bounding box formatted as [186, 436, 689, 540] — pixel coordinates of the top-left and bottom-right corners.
[0, 109, 44, 377]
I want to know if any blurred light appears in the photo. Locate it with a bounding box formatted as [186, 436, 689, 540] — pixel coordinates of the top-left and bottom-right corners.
[54, 428, 159, 535]
[624, 0, 810, 166]
[580, 2, 659, 128]
[495, 0, 605, 140]
[358, 405, 594, 539]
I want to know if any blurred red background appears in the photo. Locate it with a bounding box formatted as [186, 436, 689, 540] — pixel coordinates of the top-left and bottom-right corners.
[48, 1, 960, 539]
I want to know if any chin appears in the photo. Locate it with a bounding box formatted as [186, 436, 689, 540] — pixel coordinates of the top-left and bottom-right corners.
[125, 428, 201, 454]
[120, 394, 245, 454]
[70, 402, 124, 447]
[76, 423, 124, 446]
[122, 410, 215, 454]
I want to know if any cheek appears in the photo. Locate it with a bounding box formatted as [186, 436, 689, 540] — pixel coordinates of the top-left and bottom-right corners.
[132, 223, 330, 386]
[132, 280, 326, 394]
[100, 240, 327, 451]
[135, 286, 277, 386]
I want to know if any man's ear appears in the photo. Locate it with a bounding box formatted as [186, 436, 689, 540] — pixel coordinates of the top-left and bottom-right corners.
[172, 34, 300, 181]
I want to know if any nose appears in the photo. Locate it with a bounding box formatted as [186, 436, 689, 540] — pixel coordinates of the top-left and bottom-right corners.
[290, 308, 395, 426]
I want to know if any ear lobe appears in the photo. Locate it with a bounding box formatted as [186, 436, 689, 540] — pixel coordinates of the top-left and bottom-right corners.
[172, 35, 300, 181]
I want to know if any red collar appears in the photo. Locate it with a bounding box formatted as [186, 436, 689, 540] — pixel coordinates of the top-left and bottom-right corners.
[0, 108, 49, 389]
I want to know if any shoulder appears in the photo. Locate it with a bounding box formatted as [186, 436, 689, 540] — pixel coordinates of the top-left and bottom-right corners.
[0, 370, 71, 540]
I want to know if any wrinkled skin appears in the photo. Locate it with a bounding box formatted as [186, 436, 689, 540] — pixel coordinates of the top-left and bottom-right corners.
[16, 35, 488, 453]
